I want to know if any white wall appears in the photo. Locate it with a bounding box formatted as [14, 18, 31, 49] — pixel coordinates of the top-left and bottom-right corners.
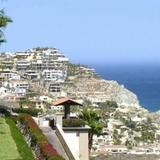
[64, 131, 80, 157]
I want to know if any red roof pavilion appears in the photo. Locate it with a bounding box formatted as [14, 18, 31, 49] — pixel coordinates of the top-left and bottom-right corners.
[53, 97, 83, 119]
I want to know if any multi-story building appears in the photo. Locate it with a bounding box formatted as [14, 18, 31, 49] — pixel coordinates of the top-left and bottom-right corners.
[16, 60, 31, 70]
[42, 70, 67, 82]
[31, 48, 69, 71]
[31, 59, 44, 70]
[0, 47, 69, 97]
[1, 61, 14, 69]
[15, 52, 30, 58]
[3, 80, 29, 90]
[0, 70, 20, 80]
[49, 83, 61, 93]
[24, 70, 39, 80]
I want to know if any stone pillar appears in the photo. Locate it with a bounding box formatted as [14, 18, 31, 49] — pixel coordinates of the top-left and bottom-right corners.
[56, 113, 63, 128]
[79, 130, 89, 160]
[63, 126, 90, 160]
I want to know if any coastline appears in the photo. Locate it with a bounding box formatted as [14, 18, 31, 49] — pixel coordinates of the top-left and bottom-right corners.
[90, 63, 160, 112]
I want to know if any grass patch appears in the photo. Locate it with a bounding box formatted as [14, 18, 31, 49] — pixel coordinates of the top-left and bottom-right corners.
[0, 131, 5, 134]
[0, 117, 21, 160]
[5, 117, 35, 160]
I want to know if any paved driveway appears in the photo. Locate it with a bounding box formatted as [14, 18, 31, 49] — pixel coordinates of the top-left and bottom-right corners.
[40, 126, 69, 160]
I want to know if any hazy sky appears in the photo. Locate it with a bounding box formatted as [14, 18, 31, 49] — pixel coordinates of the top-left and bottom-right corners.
[1, 0, 160, 65]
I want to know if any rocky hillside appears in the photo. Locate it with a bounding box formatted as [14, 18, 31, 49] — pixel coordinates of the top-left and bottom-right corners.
[63, 76, 140, 107]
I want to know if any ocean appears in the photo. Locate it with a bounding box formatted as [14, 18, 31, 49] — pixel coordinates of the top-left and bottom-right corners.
[91, 63, 160, 112]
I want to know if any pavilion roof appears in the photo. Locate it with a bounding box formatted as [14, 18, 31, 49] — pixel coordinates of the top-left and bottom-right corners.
[53, 97, 83, 106]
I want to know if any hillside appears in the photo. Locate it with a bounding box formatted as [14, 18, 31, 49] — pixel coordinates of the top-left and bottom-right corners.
[0, 48, 140, 108]
[63, 63, 140, 107]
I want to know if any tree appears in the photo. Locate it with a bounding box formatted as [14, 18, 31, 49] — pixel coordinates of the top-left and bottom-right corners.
[79, 107, 103, 151]
[99, 101, 118, 111]
[0, 9, 12, 44]
[124, 118, 136, 129]
[19, 98, 33, 108]
[140, 118, 156, 144]
[98, 101, 118, 118]
[112, 129, 122, 145]
[125, 139, 133, 149]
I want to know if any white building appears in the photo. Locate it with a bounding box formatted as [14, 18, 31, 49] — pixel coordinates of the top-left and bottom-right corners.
[16, 60, 31, 70]
[155, 130, 160, 141]
[14, 88, 27, 96]
[103, 145, 128, 153]
[24, 70, 39, 80]
[0, 70, 20, 80]
[3, 80, 29, 93]
[42, 70, 67, 82]
[50, 105, 64, 113]
[94, 145, 128, 154]
[15, 52, 30, 57]
[39, 95, 52, 103]
[0, 87, 9, 95]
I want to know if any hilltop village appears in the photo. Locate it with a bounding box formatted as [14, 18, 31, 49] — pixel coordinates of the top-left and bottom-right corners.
[1, 47, 160, 159]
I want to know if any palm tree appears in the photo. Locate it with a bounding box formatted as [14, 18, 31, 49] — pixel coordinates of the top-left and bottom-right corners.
[0, 9, 12, 44]
[79, 107, 103, 151]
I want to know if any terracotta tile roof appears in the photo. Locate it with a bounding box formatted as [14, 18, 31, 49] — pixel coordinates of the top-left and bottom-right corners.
[53, 97, 83, 106]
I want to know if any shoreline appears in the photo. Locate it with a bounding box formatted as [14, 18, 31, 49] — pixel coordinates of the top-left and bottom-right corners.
[90, 64, 160, 112]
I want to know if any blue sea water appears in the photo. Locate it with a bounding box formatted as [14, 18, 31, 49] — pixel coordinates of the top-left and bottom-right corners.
[91, 63, 160, 112]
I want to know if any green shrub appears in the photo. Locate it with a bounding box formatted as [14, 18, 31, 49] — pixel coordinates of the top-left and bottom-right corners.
[18, 114, 48, 144]
[0, 107, 11, 116]
[12, 108, 40, 116]
[63, 118, 85, 127]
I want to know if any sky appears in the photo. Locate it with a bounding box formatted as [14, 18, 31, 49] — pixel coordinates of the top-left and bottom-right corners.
[1, 0, 160, 65]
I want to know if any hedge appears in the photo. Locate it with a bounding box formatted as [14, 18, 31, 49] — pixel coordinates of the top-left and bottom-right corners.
[12, 108, 40, 116]
[18, 114, 64, 160]
[0, 107, 11, 116]
[63, 118, 85, 127]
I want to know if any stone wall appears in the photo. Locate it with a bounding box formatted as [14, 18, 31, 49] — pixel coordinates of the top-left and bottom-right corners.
[17, 122, 44, 160]
[56, 124, 80, 160]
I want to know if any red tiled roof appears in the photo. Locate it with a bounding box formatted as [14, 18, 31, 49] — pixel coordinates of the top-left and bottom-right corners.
[53, 97, 83, 106]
